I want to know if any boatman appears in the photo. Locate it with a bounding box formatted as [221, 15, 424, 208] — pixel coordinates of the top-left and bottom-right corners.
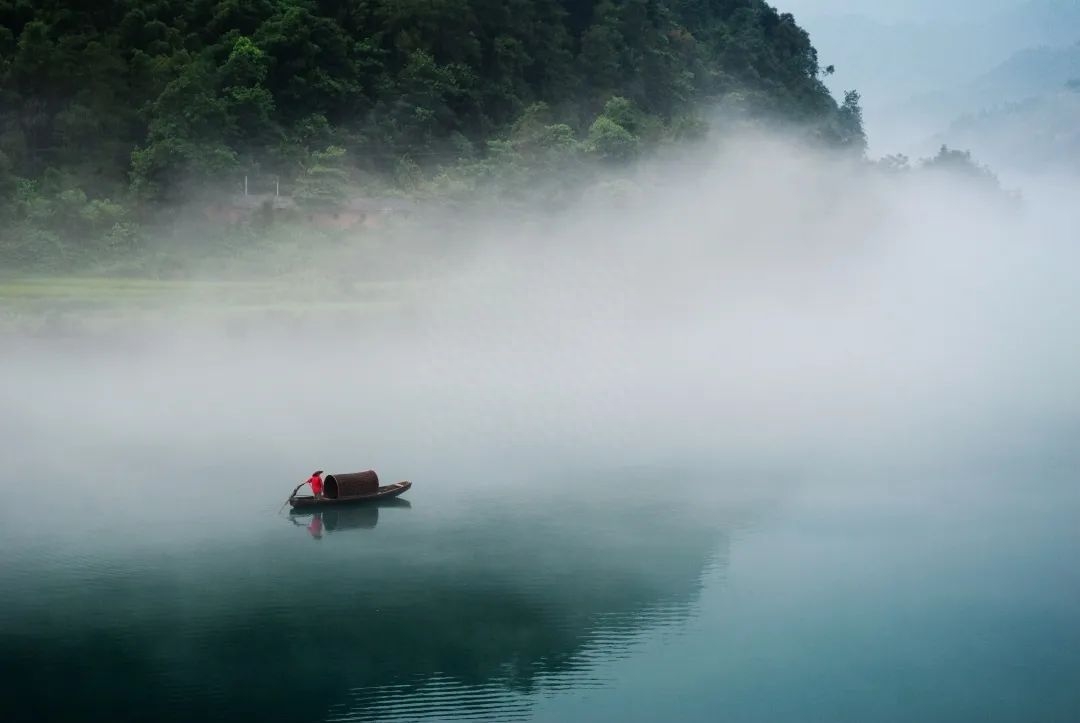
[307, 470, 325, 500]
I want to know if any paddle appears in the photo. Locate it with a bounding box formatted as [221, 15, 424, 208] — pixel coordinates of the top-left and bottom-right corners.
[277, 481, 308, 514]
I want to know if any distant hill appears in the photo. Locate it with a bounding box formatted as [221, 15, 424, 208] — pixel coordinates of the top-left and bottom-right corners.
[783, 0, 1080, 31]
[912, 42, 1080, 173]
[790, 0, 1080, 151]
[795, 0, 1080, 97]
[930, 84, 1080, 175]
[997, 0, 1080, 48]
[967, 42, 1080, 99]
[908, 42, 1080, 127]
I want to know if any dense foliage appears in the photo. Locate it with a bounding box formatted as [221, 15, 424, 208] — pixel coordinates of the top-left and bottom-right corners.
[0, 0, 862, 269]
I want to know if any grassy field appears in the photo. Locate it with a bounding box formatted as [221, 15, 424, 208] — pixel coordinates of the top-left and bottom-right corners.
[0, 275, 412, 335]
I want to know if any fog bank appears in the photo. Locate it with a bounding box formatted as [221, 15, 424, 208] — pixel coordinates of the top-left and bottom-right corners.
[3, 132, 1078, 496]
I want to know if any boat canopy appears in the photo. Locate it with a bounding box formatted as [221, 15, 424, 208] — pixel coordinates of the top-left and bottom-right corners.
[324, 471, 379, 499]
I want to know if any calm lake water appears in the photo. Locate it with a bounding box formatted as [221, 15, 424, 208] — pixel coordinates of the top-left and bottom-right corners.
[3, 450, 1079, 722]
[2, 305, 1080, 723]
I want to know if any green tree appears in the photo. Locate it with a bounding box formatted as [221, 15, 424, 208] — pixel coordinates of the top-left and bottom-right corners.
[254, 5, 362, 123]
[835, 90, 867, 155]
[294, 145, 349, 209]
[920, 145, 1001, 191]
[580, 2, 624, 99]
[220, 37, 279, 157]
[130, 59, 238, 200]
[587, 115, 638, 162]
[874, 153, 910, 174]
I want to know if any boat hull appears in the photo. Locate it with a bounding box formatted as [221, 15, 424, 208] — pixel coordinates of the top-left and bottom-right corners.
[289, 481, 411, 508]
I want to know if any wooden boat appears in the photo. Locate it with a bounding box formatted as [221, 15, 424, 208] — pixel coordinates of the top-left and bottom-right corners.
[289, 497, 413, 515]
[289, 480, 411, 509]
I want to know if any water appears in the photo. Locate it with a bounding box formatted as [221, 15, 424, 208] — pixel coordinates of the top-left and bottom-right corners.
[2, 451, 1079, 722]
[3, 282, 1080, 723]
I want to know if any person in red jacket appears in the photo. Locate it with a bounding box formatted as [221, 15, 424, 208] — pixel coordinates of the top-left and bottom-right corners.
[307, 470, 325, 500]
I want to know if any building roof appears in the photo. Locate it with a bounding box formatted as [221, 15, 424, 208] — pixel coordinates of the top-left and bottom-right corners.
[214, 194, 416, 214]
[224, 193, 297, 210]
[343, 197, 416, 213]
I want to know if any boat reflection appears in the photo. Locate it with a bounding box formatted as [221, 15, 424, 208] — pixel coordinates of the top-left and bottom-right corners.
[288, 498, 413, 537]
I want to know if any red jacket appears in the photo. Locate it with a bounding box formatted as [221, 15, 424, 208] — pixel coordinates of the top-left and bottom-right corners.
[309, 474, 323, 495]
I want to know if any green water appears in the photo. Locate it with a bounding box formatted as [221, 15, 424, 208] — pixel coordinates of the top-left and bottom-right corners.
[2, 454, 1078, 722]
[3, 320, 1080, 722]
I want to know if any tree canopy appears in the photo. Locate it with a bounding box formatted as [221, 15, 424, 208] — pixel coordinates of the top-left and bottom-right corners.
[0, 0, 864, 269]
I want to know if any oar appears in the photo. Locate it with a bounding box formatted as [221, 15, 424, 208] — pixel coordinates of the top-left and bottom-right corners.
[278, 481, 307, 514]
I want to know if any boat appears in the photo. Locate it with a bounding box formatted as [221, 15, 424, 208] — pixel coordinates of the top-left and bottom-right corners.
[288, 470, 411, 509]
[289, 481, 411, 508]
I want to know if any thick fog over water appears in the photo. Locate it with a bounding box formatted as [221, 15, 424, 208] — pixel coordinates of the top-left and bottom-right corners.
[3, 131, 1078, 513]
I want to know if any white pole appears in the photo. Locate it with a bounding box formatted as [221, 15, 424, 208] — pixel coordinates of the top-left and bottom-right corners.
[244, 175, 249, 196]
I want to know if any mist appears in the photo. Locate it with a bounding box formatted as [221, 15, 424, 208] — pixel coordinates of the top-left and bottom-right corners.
[4, 129, 1078, 515]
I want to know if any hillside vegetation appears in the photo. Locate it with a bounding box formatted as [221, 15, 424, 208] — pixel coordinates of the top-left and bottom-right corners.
[0, 0, 867, 270]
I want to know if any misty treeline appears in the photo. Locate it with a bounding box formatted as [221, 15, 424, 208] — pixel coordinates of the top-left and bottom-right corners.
[876, 145, 1009, 192]
[0, 0, 998, 274]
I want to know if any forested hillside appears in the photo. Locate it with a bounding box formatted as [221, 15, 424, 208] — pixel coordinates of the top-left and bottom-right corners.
[0, 0, 863, 269]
